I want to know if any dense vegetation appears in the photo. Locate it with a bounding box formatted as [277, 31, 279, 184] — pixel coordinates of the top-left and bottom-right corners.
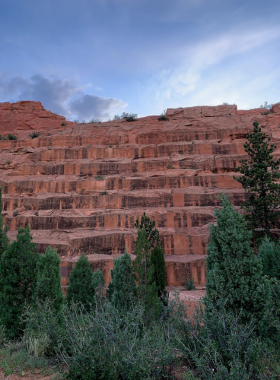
[0, 121, 280, 379]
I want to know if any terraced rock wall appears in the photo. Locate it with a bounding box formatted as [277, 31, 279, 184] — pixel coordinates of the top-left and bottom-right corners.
[1, 101, 280, 289]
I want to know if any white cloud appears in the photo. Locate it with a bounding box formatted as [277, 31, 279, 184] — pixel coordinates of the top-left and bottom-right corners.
[141, 25, 280, 113]
[0, 75, 126, 120]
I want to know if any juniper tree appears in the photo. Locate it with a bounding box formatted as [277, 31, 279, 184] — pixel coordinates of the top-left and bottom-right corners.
[67, 254, 95, 311]
[151, 246, 166, 298]
[134, 212, 162, 250]
[133, 228, 161, 317]
[205, 194, 271, 332]
[34, 246, 64, 313]
[0, 186, 9, 258]
[234, 121, 280, 234]
[0, 225, 38, 339]
[258, 236, 280, 281]
[108, 250, 136, 311]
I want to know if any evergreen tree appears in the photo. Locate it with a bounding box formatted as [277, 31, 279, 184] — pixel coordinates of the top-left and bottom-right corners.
[67, 254, 95, 311]
[134, 212, 162, 250]
[205, 194, 271, 331]
[0, 186, 9, 258]
[234, 121, 280, 234]
[34, 246, 64, 313]
[151, 246, 166, 298]
[108, 250, 136, 311]
[92, 269, 105, 297]
[258, 236, 280, 280]
[133, 228, 160, 316]
[0, 225, 38, 339]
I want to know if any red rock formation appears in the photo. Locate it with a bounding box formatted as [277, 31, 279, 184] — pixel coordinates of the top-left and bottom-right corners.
[1, 101, 280, 288]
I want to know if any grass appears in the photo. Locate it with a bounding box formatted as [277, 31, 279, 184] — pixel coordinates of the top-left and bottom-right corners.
[0, 342, 58, 379]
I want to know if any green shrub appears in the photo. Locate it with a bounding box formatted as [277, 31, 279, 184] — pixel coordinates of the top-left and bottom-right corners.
[34, 246, 64, 313]
[185, 277, 196, 291]
[0, 225, 39, 339]
[205, 194, 271, 333]
[61, 122, 67, 126]
[178, 302, 264, 380]
[151, 246, 166, 297]
[107, 250, 136, 311]
[29, 131, 40, 139]
[61, 301, 178, 380]
[67, 254, 95, 311]
[95, 175, 104, 180]
[7, 133, 17, 140]
[22, 299, 66, 357]
[258, 236, 280, 280]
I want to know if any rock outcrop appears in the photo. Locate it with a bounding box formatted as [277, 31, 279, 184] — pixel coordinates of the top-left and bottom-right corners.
[1, 101, 280, 290]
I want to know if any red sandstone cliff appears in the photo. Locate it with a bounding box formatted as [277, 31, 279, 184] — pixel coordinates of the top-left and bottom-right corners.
[1, 100, 280, 290]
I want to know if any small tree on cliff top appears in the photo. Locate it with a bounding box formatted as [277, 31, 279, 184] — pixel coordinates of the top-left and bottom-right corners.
[0, 186, 9, 258]
[234, 121, 280, 234]
[0, 225, 38, 339]
[204, 194, 271, 332]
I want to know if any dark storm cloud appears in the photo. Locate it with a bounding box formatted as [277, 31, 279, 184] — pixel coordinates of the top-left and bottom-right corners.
[0, 75, 126, 120]
[69, 94, 125, 120]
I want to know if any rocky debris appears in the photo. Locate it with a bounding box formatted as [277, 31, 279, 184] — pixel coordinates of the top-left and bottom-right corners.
[1, 102, 280, 288]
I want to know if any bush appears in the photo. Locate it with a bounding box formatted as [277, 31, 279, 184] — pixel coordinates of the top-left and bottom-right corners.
[205, 194, 271, 333]
[60, 301, 178, 380]
[178, 302, 264, 380]
[29, 131, 40, 139]
[107, 250, 137, 311]
[7, 133, 17, 140]
[258, 236, 280, 280]
[33, 246, 64, 313]
[61, 122, 67, 126]
[0, 225, 38, 339]
[185, 278, 196, 290]
[151, 246, 166, 297]
[67, 254, 95, 311]
[22, 299, 65, 357]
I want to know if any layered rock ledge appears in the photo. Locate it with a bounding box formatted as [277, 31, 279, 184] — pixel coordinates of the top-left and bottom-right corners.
[1, 101, 280, 289]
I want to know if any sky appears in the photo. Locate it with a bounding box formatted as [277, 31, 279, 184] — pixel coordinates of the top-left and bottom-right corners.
[0, 0, 280, 121]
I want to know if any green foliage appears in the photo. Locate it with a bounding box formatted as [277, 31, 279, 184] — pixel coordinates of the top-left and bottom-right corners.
[205, 194, 271, 332]
[178, 303, 264, 380]
[134, 212, 162, 250]
[61, 301, 178, 380]
[0, 187, 9, 259]
[95, 175, 104, 180]
[29, 131, 40, 139]
[151, 246, 166, 296]
[60, 122, 67, 126]
[91, 269, 104, 296]
[133, 228, 161, 318]
[185, 277, 196, 291]
[113, 112, 138, 121]
[7, 133, 17, 140]
[234, 122, 280, 234]
[67, 254, 95, 311]
[107, 250, 136, 311]
[34, 246, 64, 313]
[22, 298, 66, 357]
[0, 225, 39, 339]
[258, 237, 280, 281]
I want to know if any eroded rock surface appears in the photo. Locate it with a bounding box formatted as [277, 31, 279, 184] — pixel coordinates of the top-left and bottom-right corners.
[1, 101, 280, 288]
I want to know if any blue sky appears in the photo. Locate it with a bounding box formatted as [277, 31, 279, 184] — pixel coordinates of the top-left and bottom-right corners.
[0, 0, 280, 121]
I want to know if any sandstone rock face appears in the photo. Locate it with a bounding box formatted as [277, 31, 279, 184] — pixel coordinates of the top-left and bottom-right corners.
[0, 101, 71, 137]
[1, 101, 280, 288]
